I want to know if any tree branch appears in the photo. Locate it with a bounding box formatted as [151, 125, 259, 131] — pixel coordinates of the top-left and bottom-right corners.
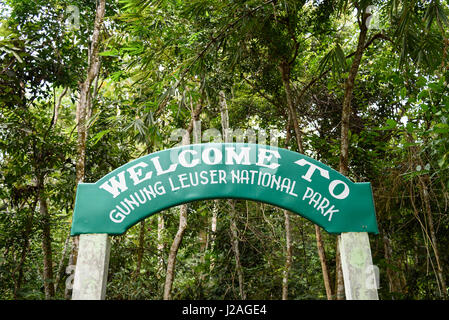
[155, 0, 276, 117]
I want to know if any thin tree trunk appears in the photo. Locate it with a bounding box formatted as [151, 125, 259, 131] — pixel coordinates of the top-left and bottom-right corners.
[13, 199, 36, 298]
[75, 0, 105, 185]
[282, 209, 292, 300]
[382, 230, 402, 294]
[336, 9, 370, 300]
[282, 108, 293, 300]
[208, 92, 221, 273]
[163, 128, 190, 300]
[422, 184, 447, 297]
[157, 215, 165, 278]
[54, 233, 70, 293]
[279, 60, 333, 300]
[401, 69, 447, 298]
[335, 236, 345, 299]
[199, 229, 208, 253]
[163, 95, 203, 300]
[135, 220, 146, 277]
[339, 14, 368, 177]
[68, 0, 106, 300]
[163, 204, 188, 300]
[315, 225, 333, 299]
[416, 161, 447, 297]
[279, 61, 304, 153]
[37, 176, 55, 299]
[209, 200, 219, 272]
[52, 87, 68, 127]
[219, 90, 246, 299]
[229, 200, 246, 299]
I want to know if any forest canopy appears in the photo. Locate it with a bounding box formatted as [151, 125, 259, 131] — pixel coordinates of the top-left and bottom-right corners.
[1, 0, 449, 300]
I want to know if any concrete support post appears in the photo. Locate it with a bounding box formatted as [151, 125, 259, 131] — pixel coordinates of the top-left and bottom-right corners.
[72, 233, 111, 300]
[340, 232, 379, 300]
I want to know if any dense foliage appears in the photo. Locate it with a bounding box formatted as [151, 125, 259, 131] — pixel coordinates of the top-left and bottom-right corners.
[0, 0, 448, 300]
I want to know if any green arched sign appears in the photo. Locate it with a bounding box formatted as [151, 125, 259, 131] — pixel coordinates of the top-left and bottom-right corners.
[70, 143, 378, 235]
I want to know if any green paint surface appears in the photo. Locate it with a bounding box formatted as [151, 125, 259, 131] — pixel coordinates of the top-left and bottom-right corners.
[70, 143, 378, 235]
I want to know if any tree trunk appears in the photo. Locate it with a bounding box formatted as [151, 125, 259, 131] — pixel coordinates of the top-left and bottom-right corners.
[75, 0, 105, 185]
[407, 142, 447, 297]
[282, 209, 292, 300]
[163, 204, 188, 300]
[229, 200, 246, 299]
[279, 61, 304, 153]
[163, 95, 203, 300]
[13, 199, 36, 298]
[281, 108, 293, 300]
[54, 233, 70, 293]
[209, 200, 219, 272]
[163, 135, 190, 300]
[279, 60, 333, 300]
[315, 225, 333, 299]
[417, 164, 447, 297]
[52, 87, 68, 127]
[37, 176, 55, 299]
[157, 215, 165, 278]
[382, 230, 402, 294]
[209, 93, 223, 273]
[422, 186, 447, 297]
[68, 0, 106, 300]
[135, 220, 146, 277]
[335, 236, 345, 299]
[339, 13, 369, 177]
[336, 9, 370, 300]
[219, 90, 246, 299]
[400, 66, 447, 298]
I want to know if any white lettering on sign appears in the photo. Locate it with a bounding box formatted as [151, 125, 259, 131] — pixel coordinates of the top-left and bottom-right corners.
[179, 149, 200, 168]
[127, 162, 153, 186]
[168, 170, 228, 192]
[151, 156, 177, 176]
[99, 171, 128, 198]
[329, 180, 350, 199]
[202, 147, 222, 165]
[107, 168, 301, 224]
[302, 187, 339, 221]
[294, 159, 350, 200]
[256, 148, 280, 169]
[109, 209, 124, 223]
[110, 181, 166, 223]
[98, 146, 352, 218]
[99, 146, 284, 198]
[225, 146, 251, 165]
[294, 159, 330, 182]
[230, 169, 298, 197]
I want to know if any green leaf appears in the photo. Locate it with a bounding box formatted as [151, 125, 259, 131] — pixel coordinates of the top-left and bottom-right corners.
[11, 50, 23, 63]
[439, 155, 447, 168]
[433, 123, 449, 134]
[386, 118, 397, 129]
[418, 90, 429, 100]
[99, 50, 119, 57]
[416, 76, 427, 88]
[428, 82, 442, 92]
[400, 87, 407, 99]
[406, 122, 416, 133]
[334, 43, 346, 70]
[90, 129, 110, 145]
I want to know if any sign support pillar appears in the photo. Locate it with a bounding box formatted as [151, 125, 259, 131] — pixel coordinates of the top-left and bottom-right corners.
[72, 233, 110, 300]
[340, 232, 379, 300]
